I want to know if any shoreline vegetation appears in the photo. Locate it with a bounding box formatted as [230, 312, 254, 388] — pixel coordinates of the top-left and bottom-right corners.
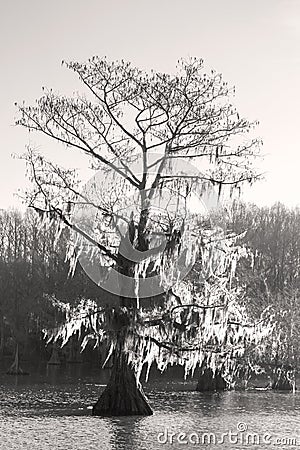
[1, 201, 299, 395]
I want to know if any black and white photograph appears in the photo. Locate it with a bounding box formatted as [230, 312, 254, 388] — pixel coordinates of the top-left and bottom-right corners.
[0, 1, 300, 449]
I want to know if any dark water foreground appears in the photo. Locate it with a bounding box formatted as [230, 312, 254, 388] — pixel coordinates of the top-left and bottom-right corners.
[0, 363, 300, 450]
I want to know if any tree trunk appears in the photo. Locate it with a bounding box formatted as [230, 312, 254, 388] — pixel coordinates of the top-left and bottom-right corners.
[92, 217, 154, 416]
[66, 340, 83, 364]
[92, 338, 153, 416]
[47, 343, 61, 365]
[7, 343, 28, 375]
[271, 366, 296, 392]
[0, 313, 5, 358]
[196, 367, 228, 392]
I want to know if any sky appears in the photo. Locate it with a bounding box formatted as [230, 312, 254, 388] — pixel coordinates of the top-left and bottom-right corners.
[1, 0, 300, 210]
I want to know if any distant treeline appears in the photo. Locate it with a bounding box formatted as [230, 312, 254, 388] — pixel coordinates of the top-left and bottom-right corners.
[0, 202, 299, 368]
[0, 208, 103, 364]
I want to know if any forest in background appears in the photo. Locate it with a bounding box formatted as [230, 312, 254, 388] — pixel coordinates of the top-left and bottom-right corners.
[0, 201, 299, 378]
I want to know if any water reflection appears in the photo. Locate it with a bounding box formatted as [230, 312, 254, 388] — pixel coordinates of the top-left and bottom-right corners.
[0, 364, 300, 449]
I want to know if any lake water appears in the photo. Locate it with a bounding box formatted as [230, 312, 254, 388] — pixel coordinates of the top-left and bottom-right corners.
[0, 363, 299, 449]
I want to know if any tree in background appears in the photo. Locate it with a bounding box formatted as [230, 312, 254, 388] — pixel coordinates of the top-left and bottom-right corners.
[185, 226, 270, 391]
[0, 209, 101, 371]
[228, 201, 300, 389]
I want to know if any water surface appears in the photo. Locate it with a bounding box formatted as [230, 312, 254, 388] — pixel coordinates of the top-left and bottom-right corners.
[0, 364, 299, 449]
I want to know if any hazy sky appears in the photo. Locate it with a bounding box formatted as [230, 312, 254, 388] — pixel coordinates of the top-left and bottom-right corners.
[1, 0, 299, 209]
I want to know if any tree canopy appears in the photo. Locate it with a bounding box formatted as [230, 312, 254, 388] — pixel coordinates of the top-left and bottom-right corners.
[16, 56, 262, 303]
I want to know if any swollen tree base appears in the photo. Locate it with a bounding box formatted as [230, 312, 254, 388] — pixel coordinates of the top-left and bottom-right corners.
[271, 366, 296, 392]
[47, 345, 61, 365]
[7, 344, 29, 376]
[196, 368, 228, 392]
[92, 347, 153, 416]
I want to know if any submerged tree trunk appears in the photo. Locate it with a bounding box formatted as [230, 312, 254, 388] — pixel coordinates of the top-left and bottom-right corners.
[66, 340, 83, 364]
[271, 366, 296, 392]
[0, 313, 5, 358]
[92, 214, 155, 416]
[92, 338, 153, 416]
[7, 343, 28, 375]
[47, 343, 61, 365]
[196, 367, 228, 392]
